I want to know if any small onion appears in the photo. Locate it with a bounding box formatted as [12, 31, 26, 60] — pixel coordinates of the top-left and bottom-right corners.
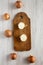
[3, 13, 10, 20]
[15, 0, 22, 8]
[4, 30, 12, 37]
[10, 53, 17, 60]
[28, 55, 36, 63]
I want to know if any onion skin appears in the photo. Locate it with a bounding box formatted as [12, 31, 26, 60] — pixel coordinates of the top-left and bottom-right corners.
[10, 53, 17, 60]
[28, 55, 36, 63]
[15, 1, 22, 8]
[3, 13, 10, 20]
[4, 30, 12, 37]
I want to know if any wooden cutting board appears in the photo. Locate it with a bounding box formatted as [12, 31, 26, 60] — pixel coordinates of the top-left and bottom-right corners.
[13, 12, 31, 51]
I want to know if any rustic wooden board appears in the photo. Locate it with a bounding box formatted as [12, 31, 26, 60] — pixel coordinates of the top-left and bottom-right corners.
[13, 12, 31, 51]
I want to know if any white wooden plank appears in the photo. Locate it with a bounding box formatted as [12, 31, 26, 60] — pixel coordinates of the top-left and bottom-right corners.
[0, 0, 43, 65]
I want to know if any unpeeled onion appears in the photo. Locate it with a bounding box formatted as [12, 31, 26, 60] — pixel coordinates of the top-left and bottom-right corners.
[15, 0, 22, 8]
[4, 30, 12, 37]
[28, 55, 36, 63]
[10, 53, 17, 60]
[3, 13, 10, 20]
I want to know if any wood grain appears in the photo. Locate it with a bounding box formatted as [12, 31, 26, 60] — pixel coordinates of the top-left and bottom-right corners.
[13, 12, 31, 51]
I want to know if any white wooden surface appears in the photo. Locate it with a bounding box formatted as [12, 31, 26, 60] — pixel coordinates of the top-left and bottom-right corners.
[0, 0, 43, 65]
